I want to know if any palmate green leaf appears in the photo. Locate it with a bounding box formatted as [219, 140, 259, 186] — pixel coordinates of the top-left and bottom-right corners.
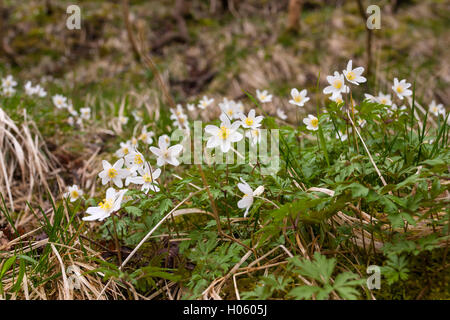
[335, 182, 369, 198]
[125, 206, 142, 217]
[288, 285, 321, 300]
[333, 272, 363, 300]
[382, 255, 410, 285]
[289, 252, 335, 284]
[269, 191, 351, 224]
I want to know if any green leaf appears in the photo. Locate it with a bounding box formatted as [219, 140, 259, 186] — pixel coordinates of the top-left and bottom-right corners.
[288, 285, 321, 300]
[125, 206, 142, 217]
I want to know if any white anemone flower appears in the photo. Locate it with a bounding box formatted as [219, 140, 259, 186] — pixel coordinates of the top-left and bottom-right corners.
[173, 114, 189, 130]
[52, 94, 68, 109]
[1, 75, 17, 89]
[119, 116, 129, 125]
[343, 60, 366, 85]
[159, 135, 171, 148]
[124, 150, 145, 169]
[303, 114, 319, 131]
[138, 127, 154, 145]
[377, 92, 392, 106]
[115, 141, 132, 158]
[392, 78, 412, 100]
[36, 85, 47, 97]
[150, 137, 183, 166]
[98, 159, 129, 188]
[237, 178, 264, 217]
[323, 72, 349, 99]
[198, 96, 214, 110]
[124, 165, 138, 186]
[357, 119, 367, 128]
[246, 128, 262, 146]
[235, 101, 245, 114]
[239, 109, 263, 129]
[389, 103, 407, 115]
[129, 164, 161, 194]
[132, 110, 143, 122]
[130, 137, 139, 149]
[329, 93, 344, 105]
[256, 89, 273, 103]
[364, 93, 378, 103]
[205, 113, 243, 153]
[83, 187, 128, 221]
[80, 107, 91, 120]
[277, 108, 287, 120]
[64, 185, 83, 202]
[219, 98, 240, 120]
[2, 86, 16, 97]
[170, 104, 186, 121]
[429, 100, 445, 117]
[289, 88, 310, 107]
[25, 81, 37, 96]
[67, 104, 78, 116]
[336, 130, 348, 142]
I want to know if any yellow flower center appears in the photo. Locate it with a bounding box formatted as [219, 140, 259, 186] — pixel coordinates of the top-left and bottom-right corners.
[347, 71, 356, 80]
[245, 118, 254, 126]
[228, 110, 234, 116]
[219, 126, 230, 140]
[99, 199, 113, 210]
[260, 95, 266, 100]
[396, 86, 403, 93]
[139, 133, 147, 141]
[70, 190, 79, 199]
[134, 154, 143, 165]
[336, 98, 343, 104]
[143, 174, 152, 183]
[123, 147, 129, 155]
[310, 118, 319, 127]
[108, 168, 118, 178]
[294, 95, 303, 103]
[380, 99, 387, 104]
[333, 80, 342, 89]
[252, 130, 259, 136]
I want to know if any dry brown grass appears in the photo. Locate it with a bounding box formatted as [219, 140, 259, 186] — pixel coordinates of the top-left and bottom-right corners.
[0, 107, 63, 212]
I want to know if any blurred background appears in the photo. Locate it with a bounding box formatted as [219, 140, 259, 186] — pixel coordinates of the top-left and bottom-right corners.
[1, 0, 448, 116]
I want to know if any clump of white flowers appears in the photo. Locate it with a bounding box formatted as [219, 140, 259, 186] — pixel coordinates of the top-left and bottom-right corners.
[1, 75, 17, 97]
[25, 81, 47, 97]
[170, 104, 189, 131]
